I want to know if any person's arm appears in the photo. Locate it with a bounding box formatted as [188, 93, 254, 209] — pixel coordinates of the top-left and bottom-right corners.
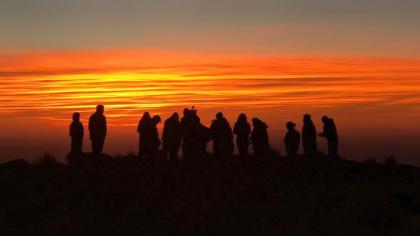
[297, 133, 301, 145]
[319, 126, 326, 137]
[162, 122, 168, 141]
[233, 124, 238, 135]
[69, 124, 73, 137]
[104, 117, 107, 136]
[88, 116, 93, 135]
[81, 124, 84, 138]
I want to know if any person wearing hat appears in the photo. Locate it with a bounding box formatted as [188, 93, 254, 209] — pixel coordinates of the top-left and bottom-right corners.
[284, 121, 300, 158]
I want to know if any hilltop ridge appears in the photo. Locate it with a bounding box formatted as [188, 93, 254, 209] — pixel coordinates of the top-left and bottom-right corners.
[1, 153, 419, 235]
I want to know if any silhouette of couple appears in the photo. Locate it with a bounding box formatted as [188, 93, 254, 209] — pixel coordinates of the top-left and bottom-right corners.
[179, 107, 211, 159]
[69, 105, 106, 155]
[284, 114, 339, 158]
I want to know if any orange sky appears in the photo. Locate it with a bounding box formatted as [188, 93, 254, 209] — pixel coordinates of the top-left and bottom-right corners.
[1, 49, 420, 164]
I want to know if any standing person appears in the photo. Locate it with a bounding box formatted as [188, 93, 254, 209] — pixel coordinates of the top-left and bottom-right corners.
[284, 122, 300, 158]
[69, 112, 84, 154]
[181, 107, 201, 159]
[150, 115, 162, 154]
[195, 117, 212, 158]
[137, 113, 161, 157]
[89, 105, 107, 154]
[181, 108, 194, 159]
[251, 118, 270, 157]
[162, 112, 182, 161]
[302, 114, 317, 156]
[137, 112, 151, 157]
[319, 116, 339, 158]
[233, 113, 251, 158]
[210, 112, 234, 158]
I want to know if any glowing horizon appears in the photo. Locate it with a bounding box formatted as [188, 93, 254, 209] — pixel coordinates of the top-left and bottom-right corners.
[1, 50, 419, 128]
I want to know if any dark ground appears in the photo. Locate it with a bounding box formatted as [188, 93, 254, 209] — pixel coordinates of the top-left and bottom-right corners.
[0, 152, 419, 236]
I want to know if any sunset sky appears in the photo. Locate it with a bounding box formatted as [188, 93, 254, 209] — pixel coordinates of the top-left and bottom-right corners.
[1, 0, 420, 164]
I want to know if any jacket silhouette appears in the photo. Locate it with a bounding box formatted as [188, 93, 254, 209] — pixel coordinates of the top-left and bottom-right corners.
[284, 122, 300, 158]
[181, 107, 198, 159]
[195, 118, 212, 157]
[181, 107, 210, 159]
[137, 112, 151, 157]
[233, 113, 251, 158]
[162, 112, 182, 160]
[210, 112, 234, 157]
[150, 115, 161, 153]
[302, 114, 317, 156]
[89, 105, 107, 153]
[319, 116, 339, 158]
[69, 112, 84, 154]
[251, 118, 270, 157]
[138, 112, 161, 157]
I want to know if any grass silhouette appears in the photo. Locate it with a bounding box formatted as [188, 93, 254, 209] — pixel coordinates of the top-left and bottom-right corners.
[0, 152, 419, 235]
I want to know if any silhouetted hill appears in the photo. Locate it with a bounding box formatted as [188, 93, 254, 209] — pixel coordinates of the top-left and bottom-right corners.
[1, 153, 420, 236]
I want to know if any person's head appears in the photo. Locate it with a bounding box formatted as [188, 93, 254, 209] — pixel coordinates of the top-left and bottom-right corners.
[171, 112, 179, 121]
[303, 114, 312, 123]
[286, 121, 296, 131]
[183, 108, 189, 116]
[237, 113, 247, 123]
[252, 118, 258, 126]
[96, 105, 104, 115]
[216, 112, 224, 120]
[322, 116, 329, 123]
[143, 112, 150, 120]
[153, 115, 161, 124]
[72, 112, 80, 122]
[252, 118, 266, 128]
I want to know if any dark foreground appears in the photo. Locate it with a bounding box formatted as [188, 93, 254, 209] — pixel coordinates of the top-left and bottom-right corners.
[0, 153, 419, 236]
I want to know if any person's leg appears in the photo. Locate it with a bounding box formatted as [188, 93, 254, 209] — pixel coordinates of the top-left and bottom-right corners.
[75, 138, 82, 153]
[333, 141, 338, 158]
[71, 138, 76, 153]
[328, 140, 336, 158]
[98, 138, 104, 153]
[91, 139, 98, 153]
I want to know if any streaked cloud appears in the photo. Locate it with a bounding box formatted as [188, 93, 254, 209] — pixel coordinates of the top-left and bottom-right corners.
[1, 50, 419, 131]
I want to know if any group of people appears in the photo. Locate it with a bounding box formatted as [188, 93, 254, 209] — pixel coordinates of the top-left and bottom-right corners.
[69, 105, 339, 159]
[283, 114, 339, 159]
[70, 105, 107, 154]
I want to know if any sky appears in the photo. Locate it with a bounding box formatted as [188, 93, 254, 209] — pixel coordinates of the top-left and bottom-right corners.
[0, 0, 420, 165]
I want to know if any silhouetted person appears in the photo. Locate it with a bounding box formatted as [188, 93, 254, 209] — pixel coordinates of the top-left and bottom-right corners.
[251, 118, 270, 157]
[138, 112, 152, 157]
[162, 112, 182, 161]
[210, 112, 234, 158]
[181, 107, 198, 159]
[89, 105, 107, 154]
[284, 122, 300, 158]
[302, 114, 317, 156]
[233, 113, 251, 158]
[195, 117, 212, 157]
[69, 112, 84, 154]
[150, 115, 162, 153]
[181, 107, 210, 159]
[319, 116, 339, 158]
